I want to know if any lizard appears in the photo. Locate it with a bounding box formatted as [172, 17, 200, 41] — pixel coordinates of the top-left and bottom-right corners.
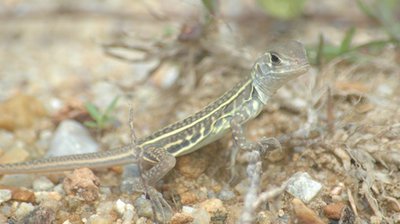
[0, 40, 309, 190]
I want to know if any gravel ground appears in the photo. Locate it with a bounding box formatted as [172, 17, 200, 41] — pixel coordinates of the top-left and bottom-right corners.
[0, 1, 399, 223]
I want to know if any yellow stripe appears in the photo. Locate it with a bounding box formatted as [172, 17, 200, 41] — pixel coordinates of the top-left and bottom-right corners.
[140, 78, 252, 147]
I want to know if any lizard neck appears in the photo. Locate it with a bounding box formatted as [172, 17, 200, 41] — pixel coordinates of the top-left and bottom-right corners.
[251, 68, 282, 105]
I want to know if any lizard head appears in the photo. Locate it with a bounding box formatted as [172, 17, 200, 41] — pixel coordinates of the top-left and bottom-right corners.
[251, 40, 310, 104]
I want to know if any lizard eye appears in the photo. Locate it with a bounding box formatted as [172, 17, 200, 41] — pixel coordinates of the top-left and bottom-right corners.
[270, 52, 281, 65]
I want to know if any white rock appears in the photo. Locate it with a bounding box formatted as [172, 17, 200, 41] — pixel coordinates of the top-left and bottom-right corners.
[15, 202, 35, 218]
[47, 120, 99, 157]
[32, 176, 54, 191]
[182, 206, 195, 214]
[0, 189, 12, 204]
[0, 174, 35, 188]
[285, 172, 322, 203]
[115, 199, 127, 215]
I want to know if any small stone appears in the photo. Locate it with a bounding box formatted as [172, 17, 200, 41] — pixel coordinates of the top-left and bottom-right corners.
[134, 196, 153, 219]
[0, 130, 15, 149]
[0, 94, 47, 131]
[285, 172, 322, 203]
[47, 119, 99, 157]
[11, 188, 36, 202]
[122, 203, 136, 224]
[115, 199, 137, 223]
[0, 174, 36, 188]
[34, 191, 62, 203]
[14, 202, 35, 219]
[115, 199, 127, 215]
[63, 168, 100, 202]
[21, 206, 56, 224]
[175, 153, 209, 179]
[0, 189, 12, 204]
[323, 202, 346, 220]
[0, 147, 29, 164]
[170, 212, 194, 224]
[87, 214, 114, 224]
[150, 62, 180, 88]
[191, 207, 210, 224]
[292, 198, 325, 224]
[198, 198, 227, 223]
[182, 206, 195, 214]
[32, 176, 54, 191]
[180, 191, 199, 204]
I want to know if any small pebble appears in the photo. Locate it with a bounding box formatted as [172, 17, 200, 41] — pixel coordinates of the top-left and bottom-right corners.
[0, 147, 29, 164]
[53, 184, 65, 195]
[0, 94, 47, 131]
[115, 199, 128, 215]
[150, 62, 180, 88]
[134, 196, 153, 219]
[34, 192, 62, 203]
[0, 189, 12, 204]
[8, 187, 36, 202]
[291, 198, 325, 224]
[114, 199, 137, 223]
[47, 119, 99, 157]
[63, 168, 100, 202]
[87, 214, 114, 224]
[14, 202, 35, 219]
[170, 212, 194, 224]
[32, 176, 54, 191]
[95, 201, 115, 217]
[323, 202, 346, 220]
[285, 172, 322, 203]
[122, 203, 136, 224]
[0, 174, 36, 188]
[191, 207, 210, 224]
[198, 198, 227, 223]
[180, 191, 199, 204]
[182, 206, 195, 214]
[0, 130, 15, 149]
[22, 207, 56, 224]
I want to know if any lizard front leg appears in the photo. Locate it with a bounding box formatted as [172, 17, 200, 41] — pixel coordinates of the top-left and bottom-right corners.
[229, 111, 281, 176]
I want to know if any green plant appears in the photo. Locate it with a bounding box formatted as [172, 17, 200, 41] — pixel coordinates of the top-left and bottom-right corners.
[84, 96, 119, 131]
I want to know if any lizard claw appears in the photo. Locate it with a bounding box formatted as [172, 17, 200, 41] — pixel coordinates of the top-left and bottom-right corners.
[257, 137, 281, 155]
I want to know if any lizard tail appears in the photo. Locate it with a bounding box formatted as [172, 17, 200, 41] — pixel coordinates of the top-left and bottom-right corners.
[0, 145, 134, 174]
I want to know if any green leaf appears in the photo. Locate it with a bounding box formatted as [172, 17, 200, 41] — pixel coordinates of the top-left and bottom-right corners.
[257, 0, 307, 20]
[85, 102, 101, 122]
[339, 27, 356, 53]
[356, 0, 376, 19]
[84, 121, 98, 128]
[104, 96, 119, 118]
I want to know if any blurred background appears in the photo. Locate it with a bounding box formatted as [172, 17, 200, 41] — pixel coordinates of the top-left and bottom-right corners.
[0, 0, 399, 223]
